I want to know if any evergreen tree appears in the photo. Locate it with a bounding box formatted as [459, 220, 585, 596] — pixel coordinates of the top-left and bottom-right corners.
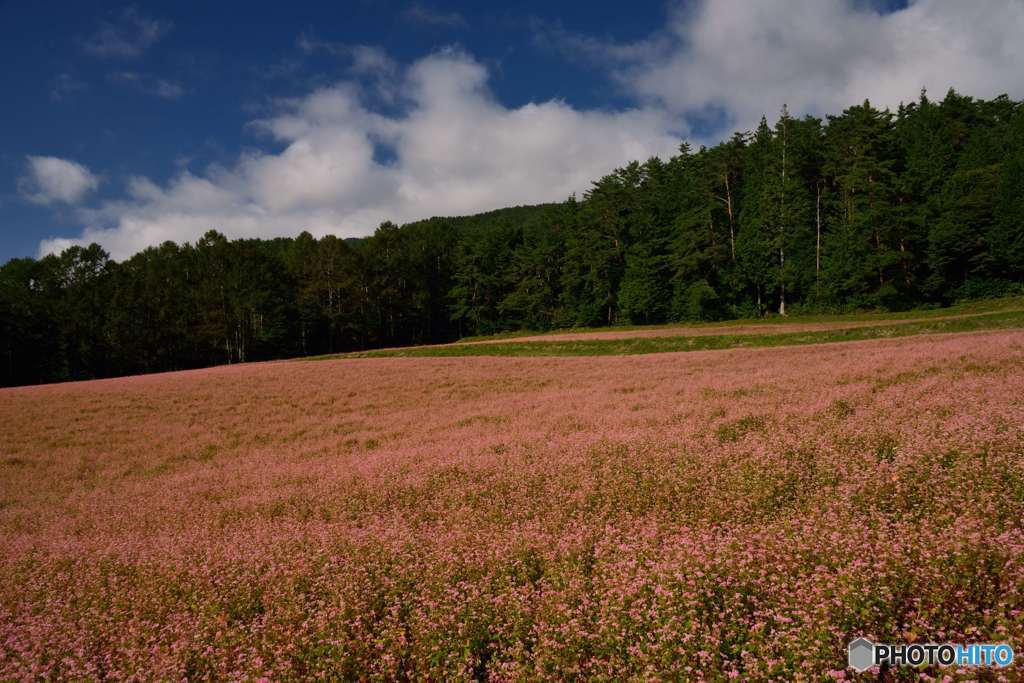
[736, 117, 777, 316]
[4, 89, 1024, 387]
[822, 101, 899, 306]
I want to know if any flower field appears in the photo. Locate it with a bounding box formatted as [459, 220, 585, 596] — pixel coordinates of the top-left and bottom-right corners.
[2, 329, 1024, 680]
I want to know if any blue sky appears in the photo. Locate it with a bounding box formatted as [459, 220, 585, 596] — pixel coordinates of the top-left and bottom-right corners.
[2, 1, 653, 259]
[2, 0, 1023, 262]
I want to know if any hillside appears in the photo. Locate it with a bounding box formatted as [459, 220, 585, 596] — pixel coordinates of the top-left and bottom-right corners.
[3, 89, 1024, 387]
[3, 320, 1023, 678]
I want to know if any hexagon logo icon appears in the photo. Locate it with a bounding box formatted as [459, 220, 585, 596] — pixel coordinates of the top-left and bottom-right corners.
[848, 637, 875, 672]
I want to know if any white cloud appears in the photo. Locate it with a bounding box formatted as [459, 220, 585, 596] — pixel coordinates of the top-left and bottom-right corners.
[50, 73, 88, 102]
[82, 7, 173, 59]
[151, 79, 185, 100]
[290, 36, 399, 102]
[295, 35, 398, 82]
[612, 0, 1024, 137]
[401, 3, 468, 29]
[40, 50, 680, 260]
[41, 1, 1024, 260]
[19, 156, 100, 206]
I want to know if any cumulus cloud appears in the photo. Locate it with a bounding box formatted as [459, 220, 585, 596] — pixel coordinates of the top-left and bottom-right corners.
[296, 35, 398, 79]
[40, 1, 1024, 259]
[612, 0, 1024, 137]
[19, 156, 100, 206]
[39, 50, 679, 260]
[82, 7, 173, 59]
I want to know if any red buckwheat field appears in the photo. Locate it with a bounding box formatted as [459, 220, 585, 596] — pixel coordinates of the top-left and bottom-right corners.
[2, 330, 1024, 680]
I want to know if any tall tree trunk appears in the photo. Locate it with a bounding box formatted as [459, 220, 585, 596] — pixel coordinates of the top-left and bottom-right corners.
[725, 172, 736, 262]
[870, 175, 884, 286]
[875, 229, 884, 286]
[779, 247, 786, 316]
[816, 181, 822, 291]
[897, 197, 911, 288]
[779, 109, 787, 317]
[899, 239, 911, 287]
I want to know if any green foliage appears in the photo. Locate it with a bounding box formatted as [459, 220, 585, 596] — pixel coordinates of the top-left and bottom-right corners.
[329, 307, 1024, 360]
[681, 280, 722, 321]
[3, 89, 1024, 386]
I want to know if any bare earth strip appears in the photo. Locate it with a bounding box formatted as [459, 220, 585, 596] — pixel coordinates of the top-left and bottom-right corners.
[2, 329, 1024, 678]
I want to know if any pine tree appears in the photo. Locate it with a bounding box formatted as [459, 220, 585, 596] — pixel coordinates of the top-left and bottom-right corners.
[822, 101, 899, 306]
[736, 117, 777, 316]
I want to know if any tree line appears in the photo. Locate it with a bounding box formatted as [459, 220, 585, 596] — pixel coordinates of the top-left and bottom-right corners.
[3, 89, 1024, 386]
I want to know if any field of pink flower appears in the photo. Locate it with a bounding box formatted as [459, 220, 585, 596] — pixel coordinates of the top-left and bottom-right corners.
[2, 329, 1024, 680]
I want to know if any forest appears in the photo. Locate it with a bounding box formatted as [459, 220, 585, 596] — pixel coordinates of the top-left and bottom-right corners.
[2, 89, 1024, 387]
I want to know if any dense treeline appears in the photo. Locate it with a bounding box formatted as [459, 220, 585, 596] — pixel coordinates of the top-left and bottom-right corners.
[3, 89, 1024, 386]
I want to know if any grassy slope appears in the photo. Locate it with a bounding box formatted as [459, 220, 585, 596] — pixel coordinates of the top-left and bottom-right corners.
[454, 295, 1024, 342]
[311, 301, 1024, 360]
